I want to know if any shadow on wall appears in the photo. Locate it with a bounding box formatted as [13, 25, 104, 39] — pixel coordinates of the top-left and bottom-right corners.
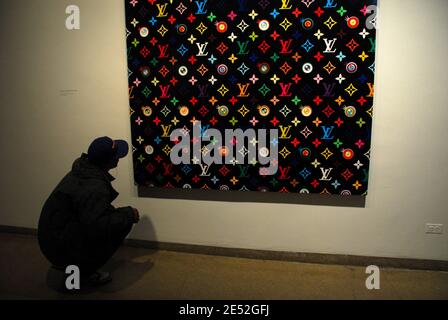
[138, 186, 366, 208]
[99, 215, 157, 293]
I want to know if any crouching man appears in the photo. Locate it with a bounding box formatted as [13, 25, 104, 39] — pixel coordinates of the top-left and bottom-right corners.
[38, 136, 140, 286]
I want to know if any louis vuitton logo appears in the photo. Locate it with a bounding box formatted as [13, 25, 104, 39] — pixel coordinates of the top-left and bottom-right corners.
[319, 167, 333, 181]
[279, 39, 293, 54]
[279, 82, 293, 97]
[195, 0, 208, 14]
[321, 126, 335, 140]
[369, 38, 375, 52]
[237, 41, 250, 55]
[323, 38, 337, 53]
[158, 44, 169, 58]
[367, 83, 374, 97]
[159, 84, 171, 99]
[279, 125, 292, 139]
[279, 0, 292, 10]
[163, 163, 173, 176]
[196, 42, 209, 56]
[238, 165, 250, 178]
[278, 166, 292, 180]
[199, 163, 211, 176]
[200, 124, 210, 138]
[324, 0, 337, 8]
[237, 83, 250, 97]
[161, 125, 172, 138]
[238, 0, 248, 12]
[323, 82, 336, 97]
[198, 84, 210, 98]
[156, 3, 168, 17]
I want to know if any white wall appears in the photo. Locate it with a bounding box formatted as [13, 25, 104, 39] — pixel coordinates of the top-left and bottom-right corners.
[0, 0, 447, 261]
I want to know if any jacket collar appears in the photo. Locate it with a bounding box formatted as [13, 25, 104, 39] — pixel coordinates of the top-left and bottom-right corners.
[72, 153, 116, 182]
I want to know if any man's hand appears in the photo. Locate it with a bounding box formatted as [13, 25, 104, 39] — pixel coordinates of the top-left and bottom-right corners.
[131, 207, 140, 223]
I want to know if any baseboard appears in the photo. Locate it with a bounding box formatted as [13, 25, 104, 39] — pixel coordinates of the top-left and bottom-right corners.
[0, 225, 38, 236]
[1, 224, 447, 272]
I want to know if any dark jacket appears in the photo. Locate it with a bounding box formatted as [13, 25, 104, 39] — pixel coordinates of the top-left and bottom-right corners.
[38, 153, 135, 266]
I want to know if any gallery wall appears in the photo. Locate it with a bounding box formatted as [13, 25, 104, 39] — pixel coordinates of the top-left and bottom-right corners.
[0, 0, 447, 261]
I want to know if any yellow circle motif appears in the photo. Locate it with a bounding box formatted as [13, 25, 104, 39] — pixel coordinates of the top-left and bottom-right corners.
[141, 106, 152, 116]
[218, 105, 229, 116]
[258, 105, 270, 116]
[179, 106, 189, 116]
[301, 106, 312, 117]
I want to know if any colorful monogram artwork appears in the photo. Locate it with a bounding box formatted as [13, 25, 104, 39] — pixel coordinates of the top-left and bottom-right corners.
[125, 0, 377, 196]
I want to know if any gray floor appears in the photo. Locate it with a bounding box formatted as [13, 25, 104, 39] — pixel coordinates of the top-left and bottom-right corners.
[0, 233, 447, 299]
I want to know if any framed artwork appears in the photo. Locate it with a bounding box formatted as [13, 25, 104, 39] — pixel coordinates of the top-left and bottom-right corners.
[125, 0, 377, 196]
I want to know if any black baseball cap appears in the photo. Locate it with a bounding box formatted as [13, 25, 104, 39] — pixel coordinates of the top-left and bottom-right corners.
[87, 136, 129, 166]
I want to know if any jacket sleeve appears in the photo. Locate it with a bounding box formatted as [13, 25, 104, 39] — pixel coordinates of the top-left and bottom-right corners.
[77, 190, 135, 243]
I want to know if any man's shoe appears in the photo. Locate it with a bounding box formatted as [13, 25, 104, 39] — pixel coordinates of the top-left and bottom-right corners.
[51, 264, 65, 271]
[87, 270, 112, 286]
